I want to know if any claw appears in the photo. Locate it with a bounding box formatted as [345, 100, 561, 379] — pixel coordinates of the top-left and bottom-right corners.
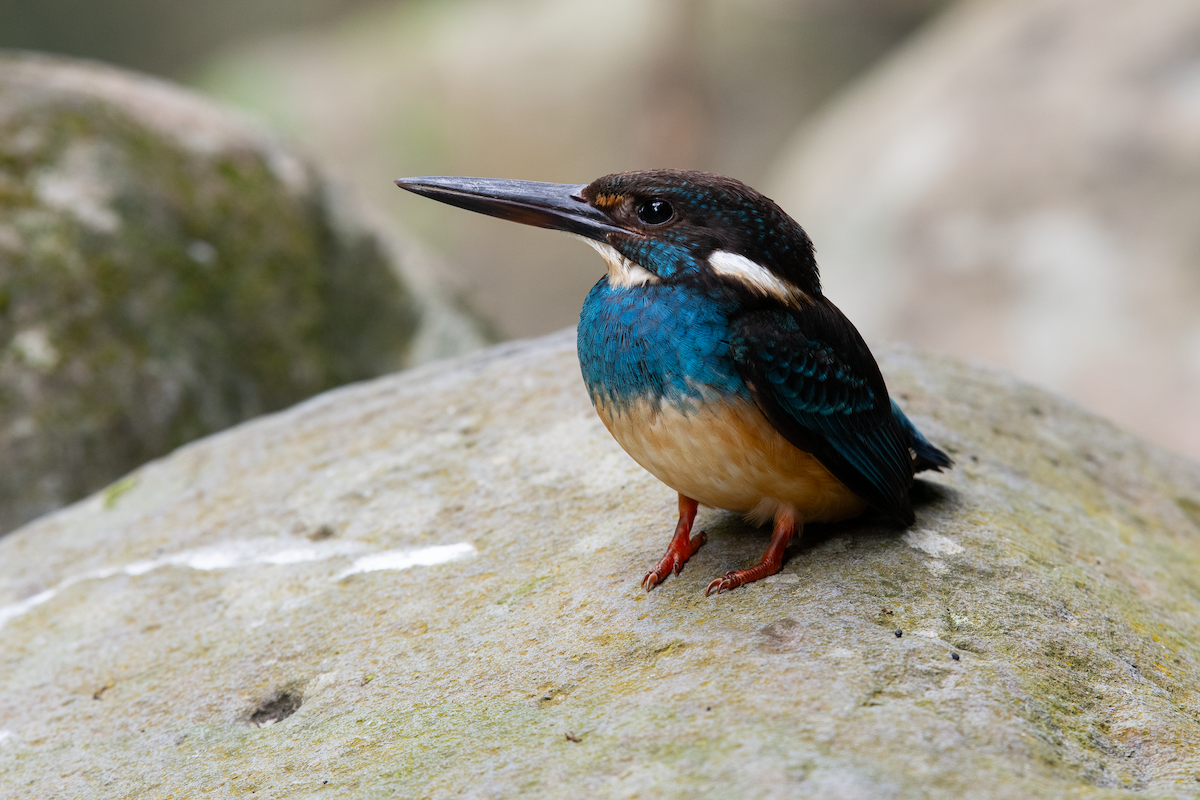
[643, 495, 705, 591]
[704, 569, 754, 597]
[704, 506, 799, 597]
[644, 529, 705, 590]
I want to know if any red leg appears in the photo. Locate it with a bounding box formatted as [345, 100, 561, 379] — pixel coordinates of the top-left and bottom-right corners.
[706, 506, 799, 596]
[643, 494, 707, 591]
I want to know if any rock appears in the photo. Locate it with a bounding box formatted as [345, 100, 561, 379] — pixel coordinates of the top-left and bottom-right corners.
[0, 0, 386, 77]
[0, 52, 490, 535]
[767, 0, 1200, 462]
[193, 0, 952, 340]
[2, 328, 1199, 798]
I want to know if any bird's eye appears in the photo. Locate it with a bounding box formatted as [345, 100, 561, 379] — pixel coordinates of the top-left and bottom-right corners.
[636, 199, 674, 226]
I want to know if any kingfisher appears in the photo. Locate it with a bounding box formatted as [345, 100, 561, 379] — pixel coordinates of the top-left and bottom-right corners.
[396, 170, 951, 595]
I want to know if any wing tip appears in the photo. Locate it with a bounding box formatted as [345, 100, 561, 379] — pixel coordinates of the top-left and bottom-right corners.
[913, 445, 953, 474]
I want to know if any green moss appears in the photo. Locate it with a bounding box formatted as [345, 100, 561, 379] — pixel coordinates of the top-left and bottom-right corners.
[500, 575, 552, 604]
[100, 473, 138, 509]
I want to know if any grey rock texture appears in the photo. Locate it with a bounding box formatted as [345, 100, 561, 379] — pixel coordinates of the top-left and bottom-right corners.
[0, 52, 489, 535]
[2, 328, 1200, 798]
[767, 0, 1200, 462]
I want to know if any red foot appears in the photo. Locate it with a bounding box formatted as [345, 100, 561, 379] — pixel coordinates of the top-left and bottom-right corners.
[706, 507, 799, 596]
[643, 495, 707, 590]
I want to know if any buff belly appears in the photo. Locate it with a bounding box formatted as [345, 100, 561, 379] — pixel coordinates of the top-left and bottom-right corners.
[593, 395, 867, 525]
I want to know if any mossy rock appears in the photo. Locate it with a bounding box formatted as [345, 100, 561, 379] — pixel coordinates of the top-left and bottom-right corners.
[0, 52, 487, 535]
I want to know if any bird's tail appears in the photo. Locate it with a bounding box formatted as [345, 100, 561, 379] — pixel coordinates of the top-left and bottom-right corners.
[890, 399, 953, 473]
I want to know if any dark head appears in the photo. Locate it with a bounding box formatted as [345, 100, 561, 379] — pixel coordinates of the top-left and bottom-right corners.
[396, 169, 821, 303]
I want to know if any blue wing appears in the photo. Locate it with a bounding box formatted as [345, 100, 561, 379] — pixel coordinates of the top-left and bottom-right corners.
[731, 305, 945, 525]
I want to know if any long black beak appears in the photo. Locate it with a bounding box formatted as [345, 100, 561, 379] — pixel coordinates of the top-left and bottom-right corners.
[395, 176, 627, 241]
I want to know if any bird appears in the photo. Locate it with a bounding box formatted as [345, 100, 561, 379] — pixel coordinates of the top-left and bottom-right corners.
[396, 169, 951, 595]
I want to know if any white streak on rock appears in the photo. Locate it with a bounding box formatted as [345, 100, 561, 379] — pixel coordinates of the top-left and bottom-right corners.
[336, 543, 476, 578]
[0, 588, 59, 627]
[0, 537, 368, 627]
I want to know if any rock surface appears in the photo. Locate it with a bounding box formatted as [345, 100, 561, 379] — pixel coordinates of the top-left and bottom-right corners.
[768, 0, 1200, 462]
[2, 328, 1200, 798]
[0, 52, 489, 535]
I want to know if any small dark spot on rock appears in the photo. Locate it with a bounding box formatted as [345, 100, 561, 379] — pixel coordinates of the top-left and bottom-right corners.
[895, 629, 903, 638]
[92, 682, 113, 700]
[536, 686, 572, 708]
[951, 652, 960, 661]
[308, 524, 335, 541]
[881, 607, 893, 615]
[1029, 405, 1043, 416]
[565, 732, 582, 743]
[249, 691, 302, 727]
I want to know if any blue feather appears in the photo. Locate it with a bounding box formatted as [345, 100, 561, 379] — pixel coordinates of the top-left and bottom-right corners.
[577, 279, 747, 414]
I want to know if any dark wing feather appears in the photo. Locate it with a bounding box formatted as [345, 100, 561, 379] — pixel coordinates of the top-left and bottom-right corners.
[730, 302, 917, 525]
[890, 398, 953, 473]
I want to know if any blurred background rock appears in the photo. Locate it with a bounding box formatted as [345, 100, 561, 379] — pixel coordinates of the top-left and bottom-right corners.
[0, 52, 489, 535]
[0, 0, 1197, 489]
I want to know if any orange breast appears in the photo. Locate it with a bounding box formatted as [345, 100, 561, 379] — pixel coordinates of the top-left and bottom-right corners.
[593, 395, 866, 525]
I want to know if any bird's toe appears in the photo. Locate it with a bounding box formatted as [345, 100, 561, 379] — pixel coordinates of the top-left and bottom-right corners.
[643, 528, 707, 592]
[705, 572, 744, 596]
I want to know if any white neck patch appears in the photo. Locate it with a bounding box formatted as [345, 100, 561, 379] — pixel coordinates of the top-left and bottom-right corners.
[708, 250, 809, 305]
[580, 238, 660, 288]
